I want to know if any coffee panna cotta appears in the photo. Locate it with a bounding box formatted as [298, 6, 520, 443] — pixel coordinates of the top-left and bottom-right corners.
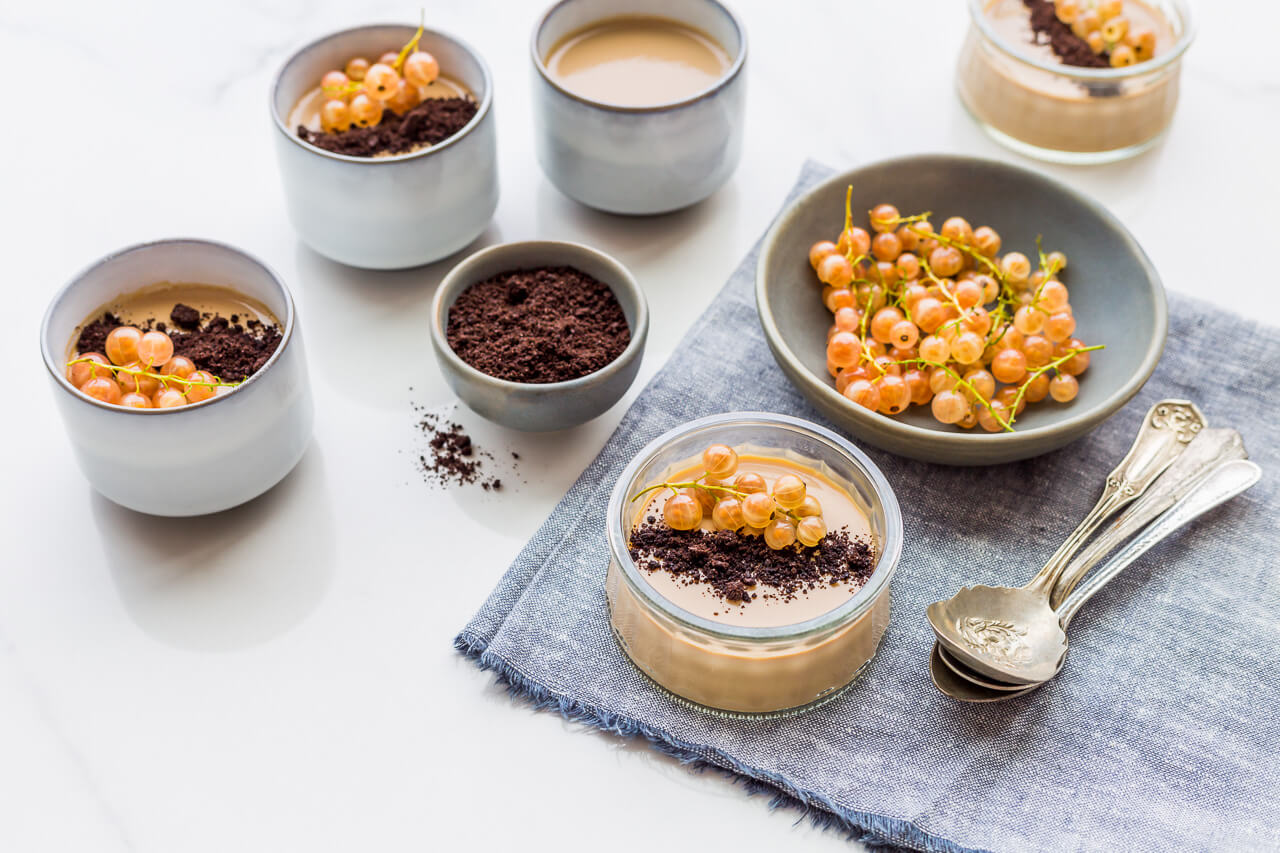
[66, 283, 282, 409]
[607, 428, 897, 716]
[957, 0, 1189, 160]
[291, 23, 478, 157]
[544, 16, 732, 107]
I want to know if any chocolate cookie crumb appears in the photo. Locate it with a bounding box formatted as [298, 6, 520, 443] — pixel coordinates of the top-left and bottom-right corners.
[74, 310, 281, 383]
[445, 266, 630, 384]
[413, 409, 506, 490]
[1023, 0, 1110, 68]
[628, 520, 876, 605]
[170, 303, 201, 329]
[298, 96, 478, 158]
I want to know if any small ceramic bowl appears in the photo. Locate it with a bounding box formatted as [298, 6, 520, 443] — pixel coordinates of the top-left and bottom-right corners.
[430, 240, 648, 431]
[530, 0, 747, 214]
[41, 239, 315, 516]
[271, 24, 498, 269]
[757, 155, 1167, 466]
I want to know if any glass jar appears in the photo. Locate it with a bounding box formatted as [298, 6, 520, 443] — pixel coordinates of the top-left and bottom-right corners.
[956, 0, 1195, 164]
[605, 412, 903, 718]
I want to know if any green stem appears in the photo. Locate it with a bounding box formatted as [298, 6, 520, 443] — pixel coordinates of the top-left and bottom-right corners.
[630, 480, 747, 504]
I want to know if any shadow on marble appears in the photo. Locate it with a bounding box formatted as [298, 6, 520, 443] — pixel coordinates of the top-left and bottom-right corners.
[293, 223, 504, 409]
[91, 443, 335, 652]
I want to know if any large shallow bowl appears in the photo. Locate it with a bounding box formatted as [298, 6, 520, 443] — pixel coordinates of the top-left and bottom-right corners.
[757, 155, 1166, 466]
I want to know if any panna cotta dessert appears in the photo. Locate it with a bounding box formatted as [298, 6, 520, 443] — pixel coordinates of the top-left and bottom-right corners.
[291, 23, 478, 157]
[65, 282, 282, 409]
[544, 16, 732, 107]
[956, 0, 1194, 162]
[607, 414, 902, 716]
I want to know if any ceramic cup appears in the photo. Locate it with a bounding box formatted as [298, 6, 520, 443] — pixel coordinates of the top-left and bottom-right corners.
[271, 24, 498, 269]
[530, 0, 747, 215]
[430, 240, 648, 431]
[41, 239, 314, 516]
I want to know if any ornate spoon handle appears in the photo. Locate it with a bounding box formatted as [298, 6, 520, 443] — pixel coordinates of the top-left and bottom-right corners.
[1025, 400, 1206, 598]
[1056, 459, 1261, 626]
[1050, 428, 1246, 608]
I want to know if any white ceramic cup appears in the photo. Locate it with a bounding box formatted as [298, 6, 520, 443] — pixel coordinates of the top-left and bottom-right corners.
[41, 239, 315, 517]
[271, 24, 498, 269]
[531, 0, 747, 215]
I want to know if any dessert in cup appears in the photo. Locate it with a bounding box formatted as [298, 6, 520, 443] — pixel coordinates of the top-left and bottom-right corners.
[271, 21, 497, 268]
[41, 239, 314, 516]
[956, 0, 1195, 163]
[607, 413, 902, 717]
[530, 0, 747, 214]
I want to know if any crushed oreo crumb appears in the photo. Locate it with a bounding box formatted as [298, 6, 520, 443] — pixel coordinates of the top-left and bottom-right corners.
[412, 406, 509, 490]
[628, 519, 876, 605]
[74, 306, 281, 383]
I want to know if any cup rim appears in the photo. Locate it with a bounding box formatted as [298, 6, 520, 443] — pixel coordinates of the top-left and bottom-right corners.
[40, 238, 297, 417]
[607, 412, 904, 643]
[966, 0, 1196, 80]
[269, 22, 494, 165]
[529, 0, 748, 114]
[431, 240, 650, 394]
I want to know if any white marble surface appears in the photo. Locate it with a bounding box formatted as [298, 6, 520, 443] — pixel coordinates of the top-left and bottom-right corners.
[2, 1, 1278, 850]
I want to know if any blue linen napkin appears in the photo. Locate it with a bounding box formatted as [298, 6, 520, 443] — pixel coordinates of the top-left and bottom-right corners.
[455, 162, 1280, 853]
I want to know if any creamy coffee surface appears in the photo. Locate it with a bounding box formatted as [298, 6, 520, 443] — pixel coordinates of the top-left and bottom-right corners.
[634, 456, 875, 629]
[545, 16, 731, 107]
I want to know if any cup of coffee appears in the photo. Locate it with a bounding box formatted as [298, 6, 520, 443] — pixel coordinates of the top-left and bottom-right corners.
[531, 0, 747, 215]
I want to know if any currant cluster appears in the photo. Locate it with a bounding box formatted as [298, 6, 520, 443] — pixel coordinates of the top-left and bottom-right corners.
[808, 191, 1102, 432]
[66, 327, 234, 409]
[315, 26, 440, 133]
[634, 445, 829, 550]
[1055, 0, 1156, 66]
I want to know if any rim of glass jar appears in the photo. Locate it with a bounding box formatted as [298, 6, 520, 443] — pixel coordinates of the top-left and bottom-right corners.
[607, 412, 904, 643]
[967, 0, 1196, 80]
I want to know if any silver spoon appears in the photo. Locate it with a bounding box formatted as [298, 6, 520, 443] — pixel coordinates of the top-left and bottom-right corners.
[930, 458, 1261, 702]
[928, 400, 1205, 684]
[1049, 427, 1246, 608]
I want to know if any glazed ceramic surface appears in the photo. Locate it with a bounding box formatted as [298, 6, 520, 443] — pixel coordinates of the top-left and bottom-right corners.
[530, 0, 746, 214]
[430, 240, 648, 431]
[271, 24, 498, 269]
[756, 155, 1167, 465]
[40, 239, 314, 516]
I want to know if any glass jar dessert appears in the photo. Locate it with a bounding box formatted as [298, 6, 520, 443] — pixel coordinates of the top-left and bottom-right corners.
[606, 413, 903, 717]
[956, 0, 1195, 163]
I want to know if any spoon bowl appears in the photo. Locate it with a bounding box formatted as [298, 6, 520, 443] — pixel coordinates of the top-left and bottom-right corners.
[927, 586, 1065, 684]
[929, 644, 1043, 703]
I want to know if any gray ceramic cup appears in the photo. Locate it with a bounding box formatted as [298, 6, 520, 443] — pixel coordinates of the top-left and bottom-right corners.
[271, 24, 498, 269]
[530, 0, 746, 215]
[41, 239, 314, 516]
[430, 241, 648, 431]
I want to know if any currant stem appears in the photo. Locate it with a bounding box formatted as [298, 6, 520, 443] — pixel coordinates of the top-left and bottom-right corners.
[630, 480, 747, 504]
[65, 357, 239, 391]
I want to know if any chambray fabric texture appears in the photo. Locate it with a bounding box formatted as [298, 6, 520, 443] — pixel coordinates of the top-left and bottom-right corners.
[455, 162, 1280, 852]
